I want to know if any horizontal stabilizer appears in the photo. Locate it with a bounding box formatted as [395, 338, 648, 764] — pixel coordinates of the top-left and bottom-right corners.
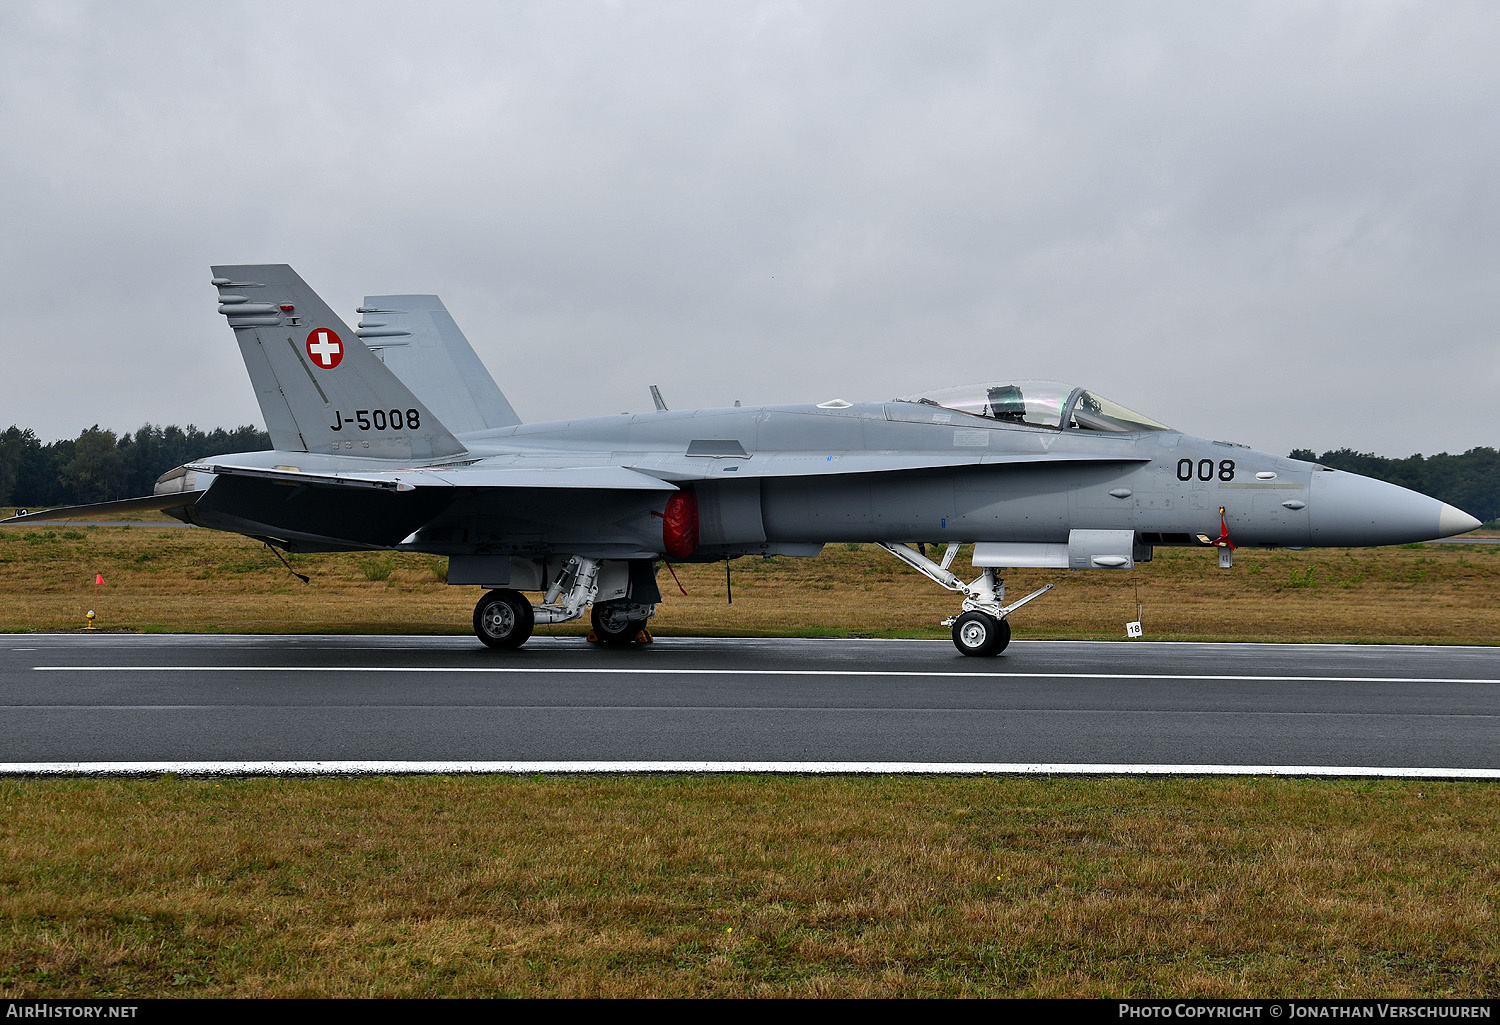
[0, 492, 208, 525]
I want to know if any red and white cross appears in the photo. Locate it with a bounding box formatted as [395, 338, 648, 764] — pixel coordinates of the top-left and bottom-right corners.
[306, 328, 344, 369]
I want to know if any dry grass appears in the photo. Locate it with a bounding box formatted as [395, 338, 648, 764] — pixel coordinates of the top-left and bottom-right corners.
[1, 775, 1497, 998]
[1, 523, 1498, 643]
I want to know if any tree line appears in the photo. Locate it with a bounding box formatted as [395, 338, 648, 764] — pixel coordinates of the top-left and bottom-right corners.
[0, 424, 270, 508]
[1, 423, 1495, 525]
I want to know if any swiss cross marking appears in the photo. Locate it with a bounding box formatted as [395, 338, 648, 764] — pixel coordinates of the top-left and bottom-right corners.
[306, 328, 344, 369]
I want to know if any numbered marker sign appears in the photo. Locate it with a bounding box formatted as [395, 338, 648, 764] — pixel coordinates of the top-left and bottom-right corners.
[1126, 621, 1143, 638]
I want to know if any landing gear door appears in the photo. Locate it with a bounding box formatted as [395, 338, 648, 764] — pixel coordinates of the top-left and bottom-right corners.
[595, 561, 630, 603]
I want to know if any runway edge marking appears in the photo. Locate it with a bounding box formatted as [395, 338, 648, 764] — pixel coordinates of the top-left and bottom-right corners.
[2, 761, 1498, 779]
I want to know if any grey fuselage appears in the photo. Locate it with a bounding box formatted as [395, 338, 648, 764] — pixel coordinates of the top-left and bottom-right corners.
[173, 400, 1457, 561]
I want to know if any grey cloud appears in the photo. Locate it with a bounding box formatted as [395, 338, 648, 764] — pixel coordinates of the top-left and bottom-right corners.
[1, 1, 1496, 459]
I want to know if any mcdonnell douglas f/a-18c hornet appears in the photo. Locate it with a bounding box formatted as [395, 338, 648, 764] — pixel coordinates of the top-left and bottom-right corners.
[3, 265, 1482, 655]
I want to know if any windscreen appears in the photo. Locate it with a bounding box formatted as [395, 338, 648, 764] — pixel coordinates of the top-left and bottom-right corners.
[1068, 390, 1170, 432]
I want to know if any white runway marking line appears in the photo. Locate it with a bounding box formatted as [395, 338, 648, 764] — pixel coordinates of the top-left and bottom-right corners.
[5, 704, 1500, 718]
[2, 761, 1499, 779]
[31, 665, 1500, 685]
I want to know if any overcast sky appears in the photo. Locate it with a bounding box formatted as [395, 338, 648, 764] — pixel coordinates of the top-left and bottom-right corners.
[1, 0, 1496, 459]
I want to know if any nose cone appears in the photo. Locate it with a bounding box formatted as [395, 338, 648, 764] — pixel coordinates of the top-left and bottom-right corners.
[1309, 470, 1482, 545]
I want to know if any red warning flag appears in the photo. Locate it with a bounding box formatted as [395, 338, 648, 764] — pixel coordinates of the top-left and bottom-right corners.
[95, 573, 104, 585]
[1214, 509, 1237, 551]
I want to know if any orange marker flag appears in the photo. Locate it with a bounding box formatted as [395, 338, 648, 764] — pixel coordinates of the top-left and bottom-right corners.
[95, 573, 104, 585]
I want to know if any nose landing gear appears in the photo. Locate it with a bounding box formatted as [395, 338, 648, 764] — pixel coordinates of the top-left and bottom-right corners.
[877, 542, 1052, 657]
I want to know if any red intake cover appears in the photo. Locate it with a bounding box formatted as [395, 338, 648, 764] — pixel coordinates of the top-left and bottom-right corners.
[661, 491, 699, 558]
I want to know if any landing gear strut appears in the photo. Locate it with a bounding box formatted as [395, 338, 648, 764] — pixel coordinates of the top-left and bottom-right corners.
[473, 555, 605, 650]
[876, 542, 1052, 657]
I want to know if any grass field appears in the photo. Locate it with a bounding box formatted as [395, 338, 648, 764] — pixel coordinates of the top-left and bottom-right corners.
[2, 776, 1498, 998]
[2, 521, 1498, 997]
[1, 519, 1498, 643]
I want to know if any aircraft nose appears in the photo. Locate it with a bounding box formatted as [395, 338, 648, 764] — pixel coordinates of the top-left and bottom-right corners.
[1440, 503, 1484, 537]
[1309, 470, 1482, 545]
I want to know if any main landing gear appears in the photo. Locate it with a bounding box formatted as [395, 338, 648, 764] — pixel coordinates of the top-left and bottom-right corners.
[473, 588, 534, 649]
[472, 555, 658, 650]
[590, 599, 656, 646]
[876, 542, 1052, 657]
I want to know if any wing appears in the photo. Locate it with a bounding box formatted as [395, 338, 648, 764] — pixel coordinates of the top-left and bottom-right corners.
[188, 463, 678, 492]
[177, 461, 679, 550]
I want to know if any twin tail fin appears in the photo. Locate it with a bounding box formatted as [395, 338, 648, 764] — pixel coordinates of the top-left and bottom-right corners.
[356, 294, 521, 435]
[212, 264, 467, 461]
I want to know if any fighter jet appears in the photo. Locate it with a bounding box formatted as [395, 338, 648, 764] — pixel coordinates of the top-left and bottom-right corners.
[3, 265, 1482, 656]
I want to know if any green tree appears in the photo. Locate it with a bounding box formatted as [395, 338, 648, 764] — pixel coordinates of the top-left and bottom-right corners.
[0, 426, 42, 507]
[58, 426, 126, 504]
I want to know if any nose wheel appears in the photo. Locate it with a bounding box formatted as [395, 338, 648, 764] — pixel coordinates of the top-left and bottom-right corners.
[474, 588, 535, 649]
[951, 611, 1010, 657]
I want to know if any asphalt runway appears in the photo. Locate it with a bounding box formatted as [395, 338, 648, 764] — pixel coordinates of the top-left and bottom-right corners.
[3, 634, 1499, 775]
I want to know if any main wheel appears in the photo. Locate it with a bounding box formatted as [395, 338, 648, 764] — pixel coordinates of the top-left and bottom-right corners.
[591, 600, 646, 646]
[474, 589, 535, 649]
[952, 611, 1010, 657]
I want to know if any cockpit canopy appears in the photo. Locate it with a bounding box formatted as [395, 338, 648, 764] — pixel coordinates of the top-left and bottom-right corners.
[895, 380, 1170, 433]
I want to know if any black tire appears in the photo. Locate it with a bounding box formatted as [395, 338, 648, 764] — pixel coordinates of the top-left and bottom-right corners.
[991, 615, 1011, 654]
[474, 589, 535, 649]
[591, 600, 645, 646]
[952, 611, 1009, 657]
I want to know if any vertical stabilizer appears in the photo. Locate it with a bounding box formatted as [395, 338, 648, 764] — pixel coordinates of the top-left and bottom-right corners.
[356, 295, 521, 435]
[212, 265, 467, 460]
